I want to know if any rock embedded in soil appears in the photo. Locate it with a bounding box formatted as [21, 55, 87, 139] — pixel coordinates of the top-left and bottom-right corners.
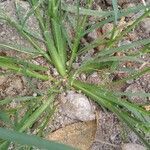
[122, 143, 146, 150]
[87, 72, 102, 85]
[125, 82, 147, 104]
[139, 18, 150, 35]
[72, 63, 80, 69]
[0, 75, 8, 85]
[60, 91, 95, 121]
[4, 77, 23, 96]
[88, 29, 99, 40]
[137, 74, 150, 93]
[102, 23, 113, 38]
[136, 17, 150, 39]
[80, 49, 95, 62]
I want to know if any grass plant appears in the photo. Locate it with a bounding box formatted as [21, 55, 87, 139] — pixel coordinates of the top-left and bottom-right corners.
[0, 0, 150, 149]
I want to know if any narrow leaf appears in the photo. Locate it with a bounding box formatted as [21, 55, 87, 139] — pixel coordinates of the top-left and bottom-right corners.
[0, 43, 39, 55]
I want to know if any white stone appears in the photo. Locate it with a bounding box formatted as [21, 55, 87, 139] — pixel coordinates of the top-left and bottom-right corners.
[61, 91, 95, 121]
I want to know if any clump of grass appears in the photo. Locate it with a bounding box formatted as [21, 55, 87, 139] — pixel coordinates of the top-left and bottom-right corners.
[0, 0, 150, 149]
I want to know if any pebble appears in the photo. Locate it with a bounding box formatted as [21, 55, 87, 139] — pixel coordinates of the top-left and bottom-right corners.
[87, 72, 102, 85]
[0, 31, 5, 36]
[52, 68, 59, 76]
[88, 29, 98, 40]
[127, 31, 138, 41]
[72, 63, 80, 69]
[126, 79, 134, 84]
[0, 75, 7, 85]
[11, 78, 23, 90]
[122, 143, 146, 150]
[140, 18, 150, 34]
[81, 49, 94, 62]
[102, 23, 113, 38]
[80, 73, 86, 80]
[33, 93, 37, 97]
[61, 91, 95, 121]
[125, 83, 147, 104]
[137, 74, 150, 93]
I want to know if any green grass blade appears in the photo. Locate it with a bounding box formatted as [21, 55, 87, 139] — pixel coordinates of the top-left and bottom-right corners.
[37, 106, 55, 137]
[71, 80, 150, 148]
[15, 0, 25, 25]
[23, 28, 44, 42]
[112, 0, 118, 25]
[1, 14, 51, 62]
[72, 80, 150, 116]
[62, 3, 112, 18]
[0, 43, 39, 55]
[48, 0, 67, 67]
[50, 18, 66, 69]
[18, 95, 54, 132]
[0, 127, 74, 150]
[97, 38, 150, 57]
[77, 61, 112, 73]
[62, 23, 73, 50]
[98, 56, 144, 63]
[114, 9, 150, 44]
[116, 92, 150, 98]
[78, 38, 107, 55]
[109, 105, 150, 148]
[1, 3, 43, 42]
[114, 67, 150, 84]
[0, 60, 49, 81]
[69, 1, 92, 69]
[21, 0, 45, 28]
[0, 112, 12, 126]
[0, 141, 10, 150]
[0, 96, 40, 105]
[77, 56, 144, 73]
[44, 31, 66, 76]
[0, 56, 48, 71]
[15, 104, 39, 131]
[62, 3, 149, 18]
[83, 4, 149, 36]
